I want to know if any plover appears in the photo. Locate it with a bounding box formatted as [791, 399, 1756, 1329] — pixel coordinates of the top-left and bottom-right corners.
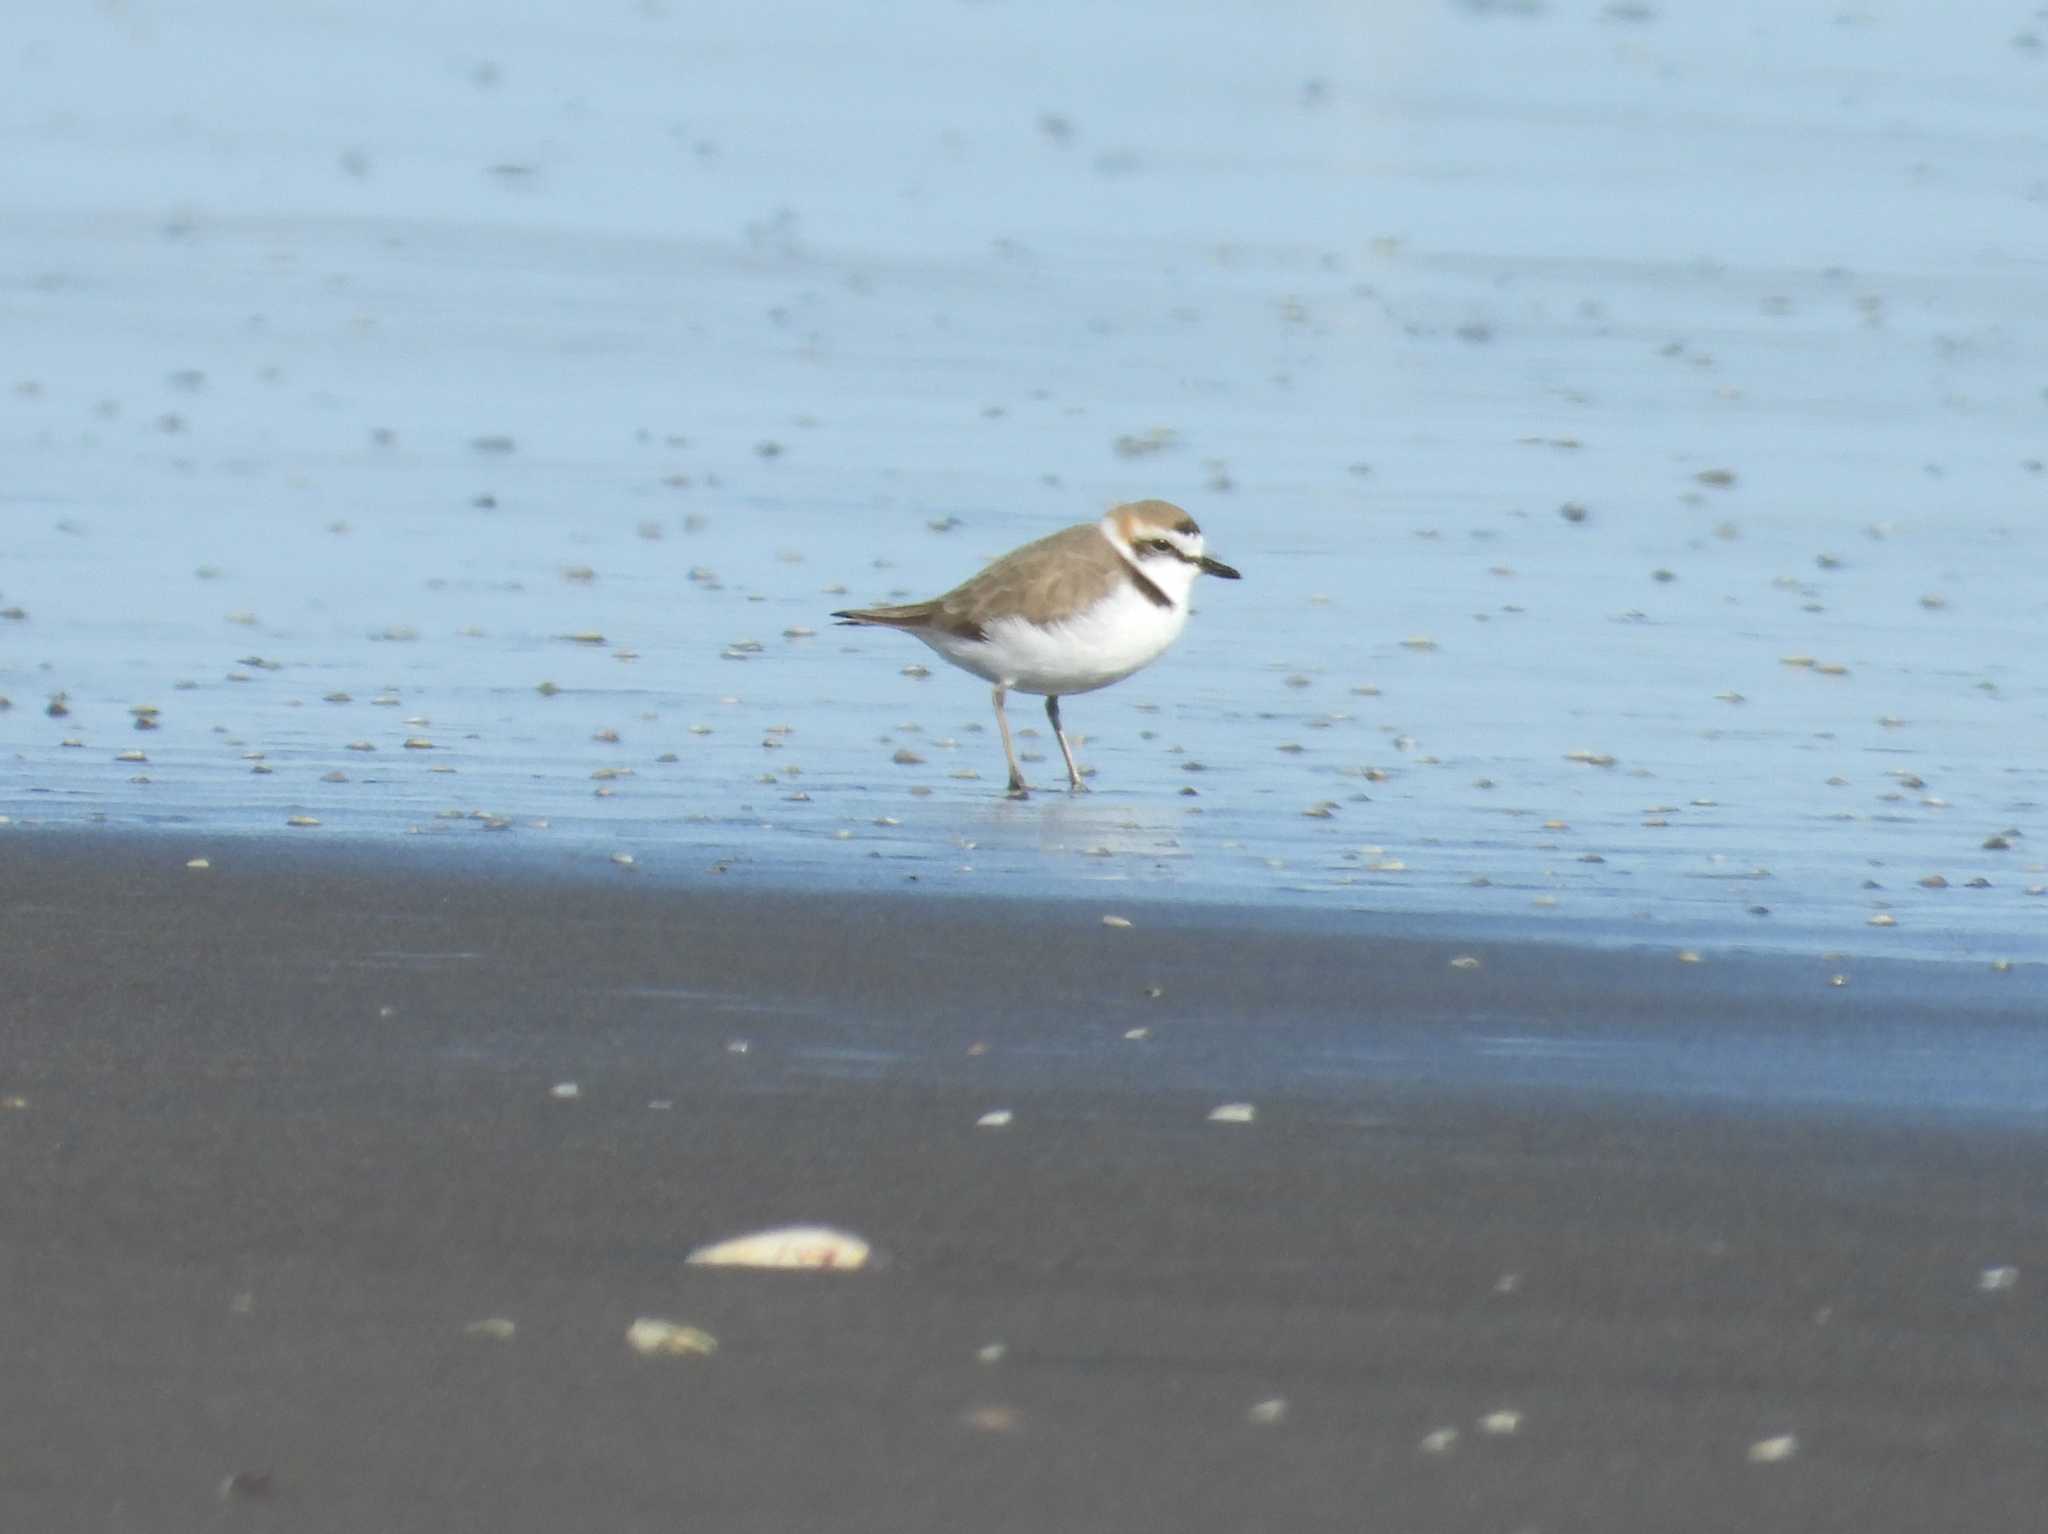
[833, 500, 1240, 795]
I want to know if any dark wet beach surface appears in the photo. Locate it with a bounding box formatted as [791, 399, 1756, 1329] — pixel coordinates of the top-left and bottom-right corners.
[4, 834, 2048, 1531]
[3, 0, 2047, 1526]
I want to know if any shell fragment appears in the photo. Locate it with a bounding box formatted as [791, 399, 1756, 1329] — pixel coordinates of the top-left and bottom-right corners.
[684, 1224, 874, 1271]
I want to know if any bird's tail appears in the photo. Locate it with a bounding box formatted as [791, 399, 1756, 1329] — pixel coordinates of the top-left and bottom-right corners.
[831, 602, 938, 629]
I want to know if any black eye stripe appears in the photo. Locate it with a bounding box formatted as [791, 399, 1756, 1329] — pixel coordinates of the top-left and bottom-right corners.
[1141, 537, 1195, 561]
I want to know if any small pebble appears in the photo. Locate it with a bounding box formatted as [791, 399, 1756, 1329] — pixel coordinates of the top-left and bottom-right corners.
[1747, 1434, 1798, 1464]
[959, 1405, 1023, 1434]
[625, 1319, 718, 1358]
[217, 1472, 273, 1503]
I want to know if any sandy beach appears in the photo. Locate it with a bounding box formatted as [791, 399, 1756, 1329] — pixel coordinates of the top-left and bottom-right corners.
[3, 829, 2043, 1531]
[4, 1, 2045, 1525]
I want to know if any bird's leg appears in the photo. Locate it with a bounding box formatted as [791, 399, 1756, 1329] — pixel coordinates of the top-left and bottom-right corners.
[994, 685, 1029, 796]
[1046, 695, 1085, 791]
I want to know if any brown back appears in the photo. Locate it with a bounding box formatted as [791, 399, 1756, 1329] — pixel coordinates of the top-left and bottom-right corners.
[834, 522, 1127, 641]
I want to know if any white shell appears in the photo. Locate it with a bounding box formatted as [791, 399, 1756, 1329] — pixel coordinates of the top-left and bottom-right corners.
[684, 1224, 874, 1271]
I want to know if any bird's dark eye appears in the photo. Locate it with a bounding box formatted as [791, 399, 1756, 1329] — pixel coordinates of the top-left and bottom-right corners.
[1141, 538, 1176, 555]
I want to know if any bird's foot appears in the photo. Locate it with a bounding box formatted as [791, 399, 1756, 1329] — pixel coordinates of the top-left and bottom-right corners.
[1006, 777, 1031, 799]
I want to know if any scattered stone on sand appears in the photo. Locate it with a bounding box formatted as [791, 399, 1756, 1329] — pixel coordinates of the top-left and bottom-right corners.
[1208, 1102, 1256, 1124]
[216, 1471, 274, 1502]
[959, 1404, 1024, 1433]
[464, 1317, 517, 1340]
[625, 1319, 718, 1357]
[1747, 1434, 1798, 1463]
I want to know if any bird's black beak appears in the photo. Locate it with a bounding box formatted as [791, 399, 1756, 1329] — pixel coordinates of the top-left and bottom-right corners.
[1198, 554, 1241, 580]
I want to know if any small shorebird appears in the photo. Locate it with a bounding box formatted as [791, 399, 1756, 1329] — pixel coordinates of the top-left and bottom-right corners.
[833, 500, 1240, 795]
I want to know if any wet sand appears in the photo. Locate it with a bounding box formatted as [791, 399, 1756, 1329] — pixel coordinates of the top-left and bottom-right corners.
[9, 2, 2048, 958]
[3, 829, 2045, 1531]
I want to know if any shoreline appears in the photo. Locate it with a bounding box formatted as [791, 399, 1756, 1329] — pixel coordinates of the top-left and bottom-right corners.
[3, 812, 2038, 977]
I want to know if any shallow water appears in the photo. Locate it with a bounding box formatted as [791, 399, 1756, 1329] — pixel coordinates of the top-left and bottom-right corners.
[2, 0, 2043, 963]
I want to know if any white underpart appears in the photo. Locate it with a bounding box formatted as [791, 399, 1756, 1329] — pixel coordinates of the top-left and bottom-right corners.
[916, 522, 1207, 696]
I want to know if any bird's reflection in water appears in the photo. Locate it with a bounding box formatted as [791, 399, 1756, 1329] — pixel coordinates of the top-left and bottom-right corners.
[974, 791, 1195, 872]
